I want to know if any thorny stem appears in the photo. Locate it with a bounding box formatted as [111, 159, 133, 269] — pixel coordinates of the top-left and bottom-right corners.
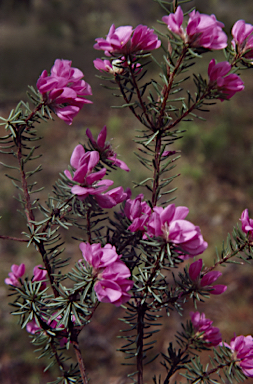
[17, 107, 91, 382]
[17, 137, 35, 224]
[152, 131, 162, 206]
[151, 47, 188, 206]
[71, 334, 89, 384]
[163, 341, 192, 384]
[137, 302, 147, 384]
[128, 60, 154, 129]
[135, 247, 164, 384]
[190, 359, 240, 384]
[157, 46, 188, 129]
[17, 127, 60, 296]
[204, 242, 247, 274]
[50, 340, 67, 376]
[115, 75, 144, 125]
[24, 102, 44, 132]
[86, 207, 92, 243]
[165, 90, 209, 133]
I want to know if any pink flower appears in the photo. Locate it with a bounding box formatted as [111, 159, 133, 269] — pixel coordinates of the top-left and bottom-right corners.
[94, 277, 133, 307]
[26, 318, 41, 335]
[130, 25, 161, 52]
[97, 186, 128, 209]
[79, 242, 119, 269]
[65, 144, 123, 208]
[79, 242, 133, 306]
[5, 263, 25, 286]
[37, 59, 92, 125]
[162, 6, 184, 36]
[86, 126, 130, 172]
[146, 204, 207, 257]
[240, 209, 253, 237]
[232, 20, 253, 59]
[223, 335, 253, 377]
[32, 265, 47, 290]
[162, 6, 227, 50]
[189, 259, 227, 295]
[94, 24, 160, 56]
[124, 194, 152, 232]
[94, 260, 133, 306]
[191, 311, 222, 346]
[208, 59, 244, 100]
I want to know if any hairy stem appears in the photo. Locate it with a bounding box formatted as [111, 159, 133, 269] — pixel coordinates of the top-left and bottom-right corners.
[0, 235, 29, 242]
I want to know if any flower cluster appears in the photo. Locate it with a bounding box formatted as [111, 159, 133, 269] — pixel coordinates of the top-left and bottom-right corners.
[64, 144, 127, 208]
[162, 6, 227, 50]
[191, 311, 222, 346]
[80, 242, 133, 306]
[189, 259, 227, 295]
[5, 264, 47, 289]
[207, 59, 244, 100]
[125, 200, 208, 257]
[223, 335, 253, 377]
[232, 20, 253, 59]
[94, 24, 161, 56]
[37, 59, 92, 125]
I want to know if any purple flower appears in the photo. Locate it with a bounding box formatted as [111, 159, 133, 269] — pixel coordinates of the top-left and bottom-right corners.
[189, 259, 227, 295]
[162, 6, 184, 37]
[95, 260, 133, 306]
[94, 24, 160, 56]
[79, 242, 119, 269]
[130, 25, 161, 53]
[86, 126, 130, 172]
[97, 186, 128, 209]
[65, 144, 126, 208]
[146, 204, 208, 257]
[124, 194, 152, 232]
[191, 311, 222, 346]
[79, 242, 133, 307]
[223, 335, 253, 377]
[240, 209, 253, 237]
[32, 265, 47, 290]
[208, 59, 244, 100]
[232, 20, 253, 59]
[162, 6, 227, 50]
[37, 59, 92, 125]
[26, 318, 41, 335]
[5, 263, 25, 286]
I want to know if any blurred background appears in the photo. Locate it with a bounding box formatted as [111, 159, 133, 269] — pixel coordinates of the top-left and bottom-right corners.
[1, 0, 253, 383]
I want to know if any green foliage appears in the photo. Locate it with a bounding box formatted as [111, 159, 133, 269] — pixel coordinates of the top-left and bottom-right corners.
[2, 0, 253, 383]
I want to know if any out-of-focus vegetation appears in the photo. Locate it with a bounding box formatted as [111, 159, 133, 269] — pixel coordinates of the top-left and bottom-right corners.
[1, 1, 253, 383]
